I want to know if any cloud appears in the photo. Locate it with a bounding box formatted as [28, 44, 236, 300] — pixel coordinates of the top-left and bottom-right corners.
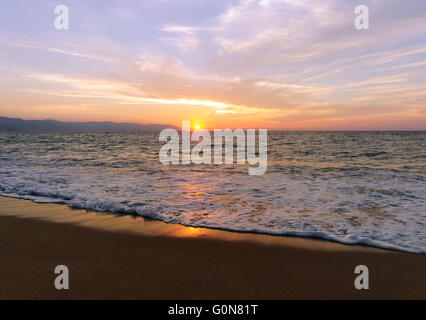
[1, 0, 426, 129]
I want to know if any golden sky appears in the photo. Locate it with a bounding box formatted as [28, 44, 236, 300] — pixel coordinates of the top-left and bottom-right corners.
[0, 0, 425, 130]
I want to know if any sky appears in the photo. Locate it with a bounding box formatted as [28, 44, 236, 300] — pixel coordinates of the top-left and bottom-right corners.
[0, 0, 425, 130]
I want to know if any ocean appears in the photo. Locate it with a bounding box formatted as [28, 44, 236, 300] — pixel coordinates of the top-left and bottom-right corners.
[0, 131, 425, 253]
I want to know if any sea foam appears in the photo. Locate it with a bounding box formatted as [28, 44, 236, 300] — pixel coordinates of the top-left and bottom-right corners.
[0, 132, 425, 253]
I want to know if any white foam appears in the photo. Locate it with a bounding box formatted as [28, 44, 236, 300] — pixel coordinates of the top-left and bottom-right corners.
[0, 163, 425, 253]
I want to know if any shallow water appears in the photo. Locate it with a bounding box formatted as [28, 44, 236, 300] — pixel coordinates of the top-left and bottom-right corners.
[0, 131, 425, 253]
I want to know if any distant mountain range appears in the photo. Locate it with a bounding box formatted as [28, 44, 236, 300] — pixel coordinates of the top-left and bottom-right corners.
[0, 116, 176, 132]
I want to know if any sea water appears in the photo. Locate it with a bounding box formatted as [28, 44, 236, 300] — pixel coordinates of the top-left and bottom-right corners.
[0, 131, 424, 253]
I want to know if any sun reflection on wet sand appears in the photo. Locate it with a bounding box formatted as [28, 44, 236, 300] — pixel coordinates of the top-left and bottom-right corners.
[170, 226, 210, 238]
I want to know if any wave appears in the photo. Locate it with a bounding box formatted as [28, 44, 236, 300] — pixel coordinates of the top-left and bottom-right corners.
[1, 131, 425, 255]
[0, 186, 424, 254]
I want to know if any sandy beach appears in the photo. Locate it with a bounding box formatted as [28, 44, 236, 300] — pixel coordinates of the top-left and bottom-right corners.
[0, 196, 425, 299]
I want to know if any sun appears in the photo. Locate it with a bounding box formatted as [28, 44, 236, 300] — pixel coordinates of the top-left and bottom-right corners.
[195, 124, 201, 130]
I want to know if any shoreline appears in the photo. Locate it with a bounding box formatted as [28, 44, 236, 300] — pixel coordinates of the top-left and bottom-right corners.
[1, 194, 420, 254]
[0, 196, 425, 299]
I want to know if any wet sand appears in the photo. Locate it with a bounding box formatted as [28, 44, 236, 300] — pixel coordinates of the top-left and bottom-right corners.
[0, 196, 424, 299]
